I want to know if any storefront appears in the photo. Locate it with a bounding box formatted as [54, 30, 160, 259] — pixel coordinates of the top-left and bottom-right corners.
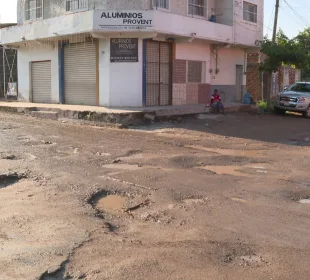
[0, 9, 253, 107]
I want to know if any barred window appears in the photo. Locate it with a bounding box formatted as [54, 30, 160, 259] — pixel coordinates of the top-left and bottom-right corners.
[153, 0, 169, 9]
[66, 0, 88, 12]
[188, 0, 206, 17]
[25, 0, 43, 21]
[187, 61, 203, 83]
[243, 1, 257, 23]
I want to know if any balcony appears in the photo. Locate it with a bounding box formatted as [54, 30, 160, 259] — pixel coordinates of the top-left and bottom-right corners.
[0, 9, 261, 48]
[0, 10, 94, 45]
[152, 10, 233, 44]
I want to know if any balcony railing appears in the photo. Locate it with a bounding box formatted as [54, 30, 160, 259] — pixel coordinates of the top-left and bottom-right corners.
[153, 0, 169, 10]
[66, 0, 88, 12]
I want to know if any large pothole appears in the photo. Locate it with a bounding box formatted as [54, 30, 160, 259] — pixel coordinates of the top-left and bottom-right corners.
[95, 191, 127, 215]
[89, 190, 131, 218]
[0, 173, 25, 188]
[89, 190, 152, 221]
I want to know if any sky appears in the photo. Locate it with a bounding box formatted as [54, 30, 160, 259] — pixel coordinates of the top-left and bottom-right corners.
[0, 0, 309, 38]
[264, 0, 310, 38]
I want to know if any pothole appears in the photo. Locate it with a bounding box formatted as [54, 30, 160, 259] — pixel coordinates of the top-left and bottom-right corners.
[0, 154, 18, 160]
[0, 173, 25, 188]
[210, 240, 258, 265]
[199, 166, 251, 177]
[97, 194, 127, 215]
[0, 153, 37, 161]
[90, 191, 128, 216]
[185, 145, 267, 158]
[199, 164, 276, 177]
[89, 190, 153, 222]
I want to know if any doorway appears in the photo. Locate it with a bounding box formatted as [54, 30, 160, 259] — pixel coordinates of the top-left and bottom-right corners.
[145, 40, 172, 106]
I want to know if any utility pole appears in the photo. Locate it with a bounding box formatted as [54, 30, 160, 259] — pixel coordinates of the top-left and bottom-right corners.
[272, 0, 280, 44]
[268, 0, 280, 107]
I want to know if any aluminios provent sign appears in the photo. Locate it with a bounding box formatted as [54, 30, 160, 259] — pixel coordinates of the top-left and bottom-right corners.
[94, 10, 153, 30]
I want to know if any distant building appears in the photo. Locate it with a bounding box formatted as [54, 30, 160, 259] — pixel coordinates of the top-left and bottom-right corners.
[0, 0, 264, 107]
[0, 23, 18, 99]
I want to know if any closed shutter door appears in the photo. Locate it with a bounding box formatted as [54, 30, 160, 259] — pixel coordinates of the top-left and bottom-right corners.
[31, 61, 52, 103]
[64, 42, 97, 106]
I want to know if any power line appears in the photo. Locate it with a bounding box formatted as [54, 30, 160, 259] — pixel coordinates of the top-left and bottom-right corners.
[283, 0, 309, 27]
[279, 6, 306, 30]
[267, 1, 276, 36]
[289, 0, 310, 10]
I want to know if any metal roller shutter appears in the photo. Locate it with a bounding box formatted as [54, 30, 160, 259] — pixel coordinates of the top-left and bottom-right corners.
[31, 61, 52, 103]
[64, 42, 97, 106]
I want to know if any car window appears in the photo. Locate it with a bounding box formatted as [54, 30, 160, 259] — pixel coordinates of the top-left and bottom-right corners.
[288, 83, 310, 92]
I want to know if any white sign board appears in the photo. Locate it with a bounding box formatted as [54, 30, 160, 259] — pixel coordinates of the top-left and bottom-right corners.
[93, 10, 153, 31]
[7, 82, 17, 96]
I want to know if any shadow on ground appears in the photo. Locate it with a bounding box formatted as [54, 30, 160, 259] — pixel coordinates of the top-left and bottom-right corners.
[137, 113, 310, 146]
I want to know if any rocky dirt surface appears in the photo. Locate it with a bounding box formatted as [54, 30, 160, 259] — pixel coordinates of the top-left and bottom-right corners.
[0, 112, 310, 280]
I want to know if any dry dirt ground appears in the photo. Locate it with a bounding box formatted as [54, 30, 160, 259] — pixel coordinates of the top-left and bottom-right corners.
[0, 111, 310, 280]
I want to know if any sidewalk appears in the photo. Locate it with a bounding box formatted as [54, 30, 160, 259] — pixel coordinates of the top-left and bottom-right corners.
[0, 101, 255, 125]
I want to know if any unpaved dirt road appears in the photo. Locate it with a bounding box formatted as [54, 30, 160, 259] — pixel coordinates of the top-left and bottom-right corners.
[0, 112, 310, 280]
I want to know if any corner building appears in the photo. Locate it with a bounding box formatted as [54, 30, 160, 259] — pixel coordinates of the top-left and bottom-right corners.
[0, 0, 264, 107]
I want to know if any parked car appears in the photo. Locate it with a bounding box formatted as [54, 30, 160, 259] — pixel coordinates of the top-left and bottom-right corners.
[274, 82, 310, 118]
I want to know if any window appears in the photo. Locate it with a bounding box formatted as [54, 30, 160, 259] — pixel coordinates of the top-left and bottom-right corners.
[243, 1, 257, 23]
[188, 0, 206, 17]
[25, 0, 43, 21]
[187, 61, 203, 83]
[66, 0, 88, 12]
[153, 0, 169, 9]
[288, 83, 310, 93]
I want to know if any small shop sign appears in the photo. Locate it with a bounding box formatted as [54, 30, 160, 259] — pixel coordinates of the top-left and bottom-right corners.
[110, 38, 139, 63]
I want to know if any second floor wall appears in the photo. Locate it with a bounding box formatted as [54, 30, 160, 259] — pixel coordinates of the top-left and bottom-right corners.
[17, 0, 263, 29]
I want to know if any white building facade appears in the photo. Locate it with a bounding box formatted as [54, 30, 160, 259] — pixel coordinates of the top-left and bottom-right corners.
[0, 0, 264, 107]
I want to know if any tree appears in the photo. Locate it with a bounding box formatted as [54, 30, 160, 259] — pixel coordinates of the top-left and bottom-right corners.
[260, 29, 308, 73]
[294, 28, 310, 80]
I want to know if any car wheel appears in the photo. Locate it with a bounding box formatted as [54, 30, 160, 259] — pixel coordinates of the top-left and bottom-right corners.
[274, 106, 286, 115]
[302, 106, 310, 118]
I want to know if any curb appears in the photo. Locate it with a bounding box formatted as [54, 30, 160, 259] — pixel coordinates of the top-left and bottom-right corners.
[0, 103, 258, 126]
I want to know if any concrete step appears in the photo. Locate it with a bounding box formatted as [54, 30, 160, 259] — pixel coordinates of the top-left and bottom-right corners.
[30, 110, 58, 120]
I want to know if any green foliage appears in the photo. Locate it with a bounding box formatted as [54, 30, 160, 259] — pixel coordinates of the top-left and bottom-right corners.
[258, 100, 274, 111]
[260, 28, 310, 75]
[295, 28, 310, 80]
[258, 100, 267, 109]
